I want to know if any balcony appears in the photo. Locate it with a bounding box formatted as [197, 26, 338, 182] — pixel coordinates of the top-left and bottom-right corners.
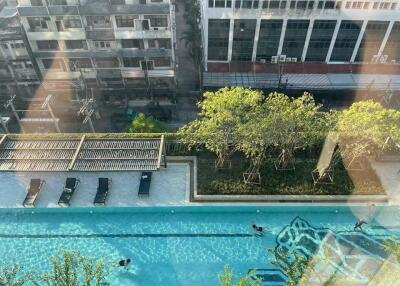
[114, 29, 171, 40]
[14, 69, 38, 80]
[85, 28, 115, 40]
[27, 30, 86, 41]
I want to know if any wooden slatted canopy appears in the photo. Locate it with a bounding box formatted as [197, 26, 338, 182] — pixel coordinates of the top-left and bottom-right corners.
[0, 134, 166, 172]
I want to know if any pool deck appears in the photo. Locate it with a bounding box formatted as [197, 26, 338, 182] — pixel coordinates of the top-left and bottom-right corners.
[0, 157, 399, 208]
[0, 163, 190, 208]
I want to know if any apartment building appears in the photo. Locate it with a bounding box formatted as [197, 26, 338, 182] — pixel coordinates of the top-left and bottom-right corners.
[0, 1, 40, 98]
[15, 0, 176, 102]
[201, 0, 400, 90]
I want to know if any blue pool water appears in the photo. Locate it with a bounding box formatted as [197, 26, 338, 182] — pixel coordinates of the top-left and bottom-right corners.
[0, 206, 399, 285]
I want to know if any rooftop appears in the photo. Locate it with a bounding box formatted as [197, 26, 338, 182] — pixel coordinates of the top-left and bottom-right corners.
[0, 134, 166, 172]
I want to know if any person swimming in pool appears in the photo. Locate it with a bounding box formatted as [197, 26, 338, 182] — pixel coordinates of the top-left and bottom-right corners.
[354, 219, 367, 231]
[252, 224, 264, 236]
[115, 258, 131, 270]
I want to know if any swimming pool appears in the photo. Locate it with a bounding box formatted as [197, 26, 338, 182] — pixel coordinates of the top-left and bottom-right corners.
[0, 206, 399, 285]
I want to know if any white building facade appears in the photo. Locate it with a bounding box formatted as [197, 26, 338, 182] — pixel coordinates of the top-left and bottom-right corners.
[201, 0, 400, 67]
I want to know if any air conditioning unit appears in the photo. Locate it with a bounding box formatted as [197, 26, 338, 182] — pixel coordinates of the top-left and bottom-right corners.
[291, 57, 297, 63]
[271, 56, 278, 64]
[391, 59, 396, 64]
[259, 59, 266, 63]
[285, 57, 291, 62]
[279, 55, 286, 62]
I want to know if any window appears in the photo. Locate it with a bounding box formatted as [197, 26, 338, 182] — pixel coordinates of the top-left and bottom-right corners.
[153, 57, 171, 67]
[121, 39, 144, 49]
[373, 2, 378, 9]
[86, 16, 111, 27]
[391, 2, 397, 9]
[115, 15, 138, 28]
[30, 0, 43, 6]
[27, 17, 49, 31]
[65, 40, 87, 50]
[25, 61, 33, 69]
[148, 39, 171, 49]
[262, 0, 268, 8]
[325, 1, 335, 8]
[209, 0, 214, 7]
[68, 58, 93, 70]
[122, 57, 143, 67]
[49, 0, 67, 5]
[144, 15, 168, 27]
[270, 1, 280, 8]
[42, 58, 65, 70]
[345, 1, 351, 8]
[110, 0, 125, 4]
[93, 41, 113, 49]
[37, 40, 59, 50]
[290, 1, 296, 8]
[363, 2, 369, 9]
[318, 1, 324, 8]
[95, 58, 120, 68]
[215, 0, 225, 7]
[280, 1, 287, 8]
[1, 44, 8, 49]
[297, 1, 307, 9]
[57, 16, 82, 30]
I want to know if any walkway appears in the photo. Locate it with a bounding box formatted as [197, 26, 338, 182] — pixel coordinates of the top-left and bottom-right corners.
[0, 163, 190, 208]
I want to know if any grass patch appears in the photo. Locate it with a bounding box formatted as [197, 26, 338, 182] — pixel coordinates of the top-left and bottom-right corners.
[197, 153, 385, 196]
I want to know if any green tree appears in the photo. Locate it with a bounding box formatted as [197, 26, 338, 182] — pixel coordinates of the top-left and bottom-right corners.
[39, 250, 109, 286]
[384, 237, 400, 263]
[126, 113, 164, 133]
[0, 265, 32, 286]
[337, 100, 400, 168]
[218, 265, 261, 286]
[263, 93, 329, 170]
[236, 92, 329, 183]
[268, 248, 311, 286]
[178, 87, 263, 169]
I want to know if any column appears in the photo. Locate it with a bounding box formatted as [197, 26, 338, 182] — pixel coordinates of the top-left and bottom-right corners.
[325, 19, 341, 63]
[378, 21, 395, 55]
[227, 18, 235, 62]
[277, 18, 287, 55]
[350, 20, 368, 63]
[251, 18, 262, 62]
[301, 19, 314, 62]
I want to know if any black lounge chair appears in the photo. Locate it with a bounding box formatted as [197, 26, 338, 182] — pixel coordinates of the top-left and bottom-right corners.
[23, 179, 45, 208]
[94, 178, 111, 206]
[58, 178, 80, 207]
[138, 172, 152, 197]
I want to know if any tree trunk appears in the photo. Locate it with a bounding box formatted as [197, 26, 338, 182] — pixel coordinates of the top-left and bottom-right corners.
[275, 148, 295, 170]
[243, 158, 262, 185]
[215, 156, 231, 169]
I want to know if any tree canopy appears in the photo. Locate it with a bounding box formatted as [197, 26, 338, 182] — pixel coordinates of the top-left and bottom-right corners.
[337, 100, 400, 167]
[178, 87, 263, 168]
[126, 113, 165, 133]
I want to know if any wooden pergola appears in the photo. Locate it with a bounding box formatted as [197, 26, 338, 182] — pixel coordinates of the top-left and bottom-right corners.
[0, 134, 166, 172]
